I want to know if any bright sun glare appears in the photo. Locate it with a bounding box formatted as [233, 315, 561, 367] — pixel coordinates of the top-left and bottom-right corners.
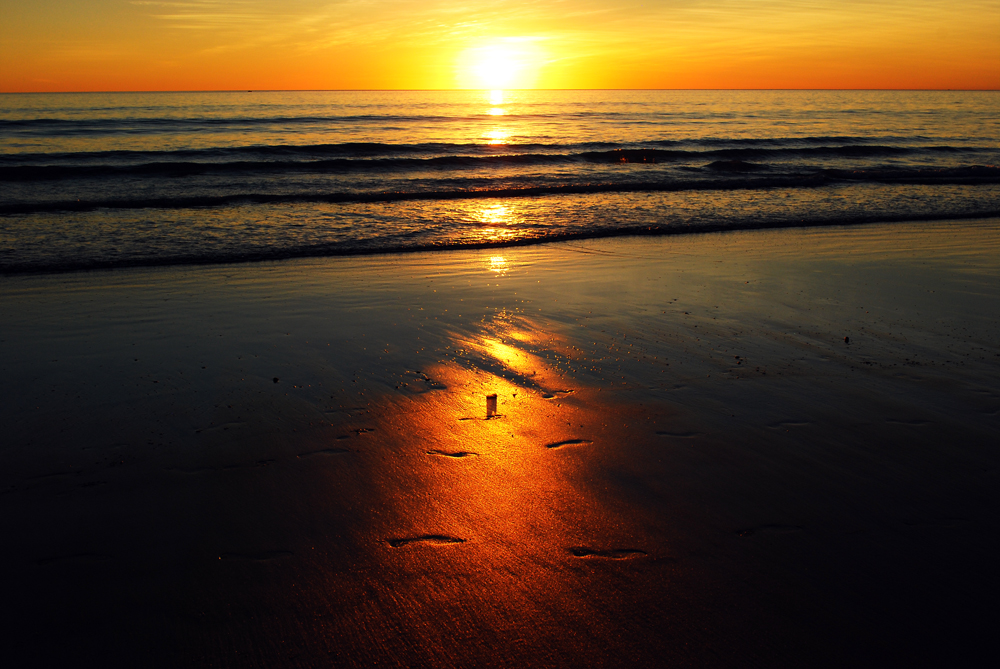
[459, 40, 542, 89]
[474, 46, 520, 89]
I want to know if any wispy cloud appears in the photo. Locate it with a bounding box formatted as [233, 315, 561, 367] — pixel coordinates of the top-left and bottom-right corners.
[133, 0, 297, 30]
[132, 0, 632, 47]
[129, 0, 1000, 66]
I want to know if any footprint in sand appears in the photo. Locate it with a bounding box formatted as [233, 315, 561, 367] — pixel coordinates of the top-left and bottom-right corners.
[545, 439, 593, 449]
[388, 535, 466, 548]
[541, 389, 575, 399]
[426, 450, 478, 458]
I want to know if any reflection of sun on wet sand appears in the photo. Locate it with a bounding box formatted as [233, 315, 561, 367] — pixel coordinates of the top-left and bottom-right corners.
[302, 344, 687, 665]
[3, 219, 1000, 666]
[366, 356, 656, 552]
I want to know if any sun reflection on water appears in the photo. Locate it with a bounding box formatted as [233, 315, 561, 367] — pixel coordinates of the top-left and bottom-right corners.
[487, 255, 509, 275]
[470, 203, 519, 243]
[484, 129, 508, 145]
[486, 90, 508, 116]
[478, 204, 511, 225]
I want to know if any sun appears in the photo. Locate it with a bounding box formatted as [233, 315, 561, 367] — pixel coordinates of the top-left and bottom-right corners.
[473, 46, 520, 89]
[457, 40, 543, 89]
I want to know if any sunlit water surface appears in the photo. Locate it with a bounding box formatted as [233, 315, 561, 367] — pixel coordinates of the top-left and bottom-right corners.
[1, 90, 998, 272]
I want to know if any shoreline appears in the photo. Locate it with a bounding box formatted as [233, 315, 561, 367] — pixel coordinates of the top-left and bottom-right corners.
[3, 218, 999, 666]
[5, 210, 1000, 276]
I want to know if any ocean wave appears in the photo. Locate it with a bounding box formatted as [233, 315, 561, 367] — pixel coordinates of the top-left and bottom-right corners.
[0, 114, 488, 130]
[4, 90, 997, 275]
[0, 141, 604, 164]
[3, 114, 935, 131]
[1, 111, 708, 135]
[4, 208, 998, 275]
[4, 139, 989, 164]
[2, 167, 997, 214]
[2, 146, 994, 182]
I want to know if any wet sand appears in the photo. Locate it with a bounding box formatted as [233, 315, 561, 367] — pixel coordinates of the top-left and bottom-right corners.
[2, 219, 999, 667]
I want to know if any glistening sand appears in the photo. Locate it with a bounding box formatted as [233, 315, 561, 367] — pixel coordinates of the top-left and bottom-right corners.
[2, 219, 999, 667]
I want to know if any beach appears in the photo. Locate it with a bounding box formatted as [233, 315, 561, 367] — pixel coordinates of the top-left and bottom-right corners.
[3, 218, 999, 666]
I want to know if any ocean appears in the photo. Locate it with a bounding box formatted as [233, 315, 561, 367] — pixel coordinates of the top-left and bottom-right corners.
[1, 89, 998, 273]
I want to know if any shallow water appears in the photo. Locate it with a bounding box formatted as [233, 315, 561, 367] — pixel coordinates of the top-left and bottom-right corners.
[2, 90, 998, 272]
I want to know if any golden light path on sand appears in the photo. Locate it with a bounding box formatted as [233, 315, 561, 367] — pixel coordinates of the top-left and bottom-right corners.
[306, 311, 672, 664]
[228, 303, 678, 665]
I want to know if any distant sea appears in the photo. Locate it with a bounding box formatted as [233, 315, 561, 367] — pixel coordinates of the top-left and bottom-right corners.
[1, 90, 998, 273]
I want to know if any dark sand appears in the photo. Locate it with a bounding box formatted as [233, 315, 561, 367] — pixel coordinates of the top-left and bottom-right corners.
[2, 219, 999, 667]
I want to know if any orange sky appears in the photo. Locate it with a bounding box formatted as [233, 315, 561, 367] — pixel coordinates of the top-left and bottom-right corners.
[1, 1, 998, 92]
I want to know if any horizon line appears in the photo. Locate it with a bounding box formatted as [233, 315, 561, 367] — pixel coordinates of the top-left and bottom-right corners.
[2, 87, 998, 95]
